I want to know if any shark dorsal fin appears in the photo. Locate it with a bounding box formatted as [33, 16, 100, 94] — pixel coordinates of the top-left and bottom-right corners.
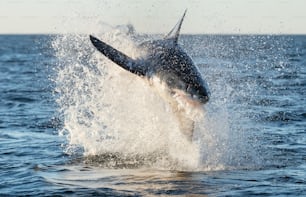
[164, 9, 187, 44]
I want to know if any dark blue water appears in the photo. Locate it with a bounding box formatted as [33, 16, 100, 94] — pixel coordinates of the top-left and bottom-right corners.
[0, 34, 305, 196]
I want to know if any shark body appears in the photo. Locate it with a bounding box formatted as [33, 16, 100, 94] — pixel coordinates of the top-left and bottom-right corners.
[90, 11, 210, 140]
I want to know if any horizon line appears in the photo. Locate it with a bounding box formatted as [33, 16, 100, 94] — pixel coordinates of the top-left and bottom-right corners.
[1, 32, 306, 36]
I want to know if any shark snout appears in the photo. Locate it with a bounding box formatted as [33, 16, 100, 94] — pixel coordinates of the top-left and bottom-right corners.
[187, 82, 210, 105]
[192, 93, 209, 104]
[198, 95, 209, 104]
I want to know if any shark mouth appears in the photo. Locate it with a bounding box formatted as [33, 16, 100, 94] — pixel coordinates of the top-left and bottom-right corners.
[172, 89, 202, 109]
[171, 88, 204, 119]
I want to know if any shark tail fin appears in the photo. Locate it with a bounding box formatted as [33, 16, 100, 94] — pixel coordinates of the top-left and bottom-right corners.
[90, 35, 145, 76]
[164, 9, 187, 44]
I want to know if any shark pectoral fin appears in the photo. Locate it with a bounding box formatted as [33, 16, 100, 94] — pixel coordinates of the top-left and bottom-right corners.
[89, 35, 145, 76]
[164, 9, 187, 44]
[176, 109, 194, 141]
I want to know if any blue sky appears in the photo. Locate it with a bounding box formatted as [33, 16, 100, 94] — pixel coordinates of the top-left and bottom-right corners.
[0, 0, 305, 34]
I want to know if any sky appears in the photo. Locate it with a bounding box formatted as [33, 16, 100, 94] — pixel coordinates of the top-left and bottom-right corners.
[0, 0, 305, 34]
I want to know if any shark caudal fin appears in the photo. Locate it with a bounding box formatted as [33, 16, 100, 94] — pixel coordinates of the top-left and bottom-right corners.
[89, 35, 145, 76]
[164, 9, 187, 44]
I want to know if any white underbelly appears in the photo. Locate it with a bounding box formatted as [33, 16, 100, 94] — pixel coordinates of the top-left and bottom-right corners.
[148, 76, 203, 119]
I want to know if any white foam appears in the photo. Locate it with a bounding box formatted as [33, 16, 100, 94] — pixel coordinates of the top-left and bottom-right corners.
[52, 25, 260, 171]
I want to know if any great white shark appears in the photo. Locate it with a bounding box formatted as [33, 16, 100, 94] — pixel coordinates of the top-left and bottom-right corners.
[89, 10, 210, 140]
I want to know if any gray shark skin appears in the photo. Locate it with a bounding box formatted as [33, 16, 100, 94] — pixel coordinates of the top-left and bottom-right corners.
[89, 10, 210, 140]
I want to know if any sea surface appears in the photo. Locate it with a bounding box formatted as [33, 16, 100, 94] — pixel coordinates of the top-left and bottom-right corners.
[0, 33, 305, 196]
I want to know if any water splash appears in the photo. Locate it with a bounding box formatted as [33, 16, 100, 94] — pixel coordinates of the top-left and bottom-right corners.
[52, 26, 260, 171]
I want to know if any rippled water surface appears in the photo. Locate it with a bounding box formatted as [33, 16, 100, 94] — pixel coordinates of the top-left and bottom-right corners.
[0, 34, 305, 196]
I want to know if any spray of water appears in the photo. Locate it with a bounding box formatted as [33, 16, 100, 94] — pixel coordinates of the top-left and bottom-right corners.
[52, 24, 260, 171]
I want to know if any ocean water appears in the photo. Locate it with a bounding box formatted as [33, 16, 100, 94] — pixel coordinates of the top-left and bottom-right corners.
[0, 32, 305, 196]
